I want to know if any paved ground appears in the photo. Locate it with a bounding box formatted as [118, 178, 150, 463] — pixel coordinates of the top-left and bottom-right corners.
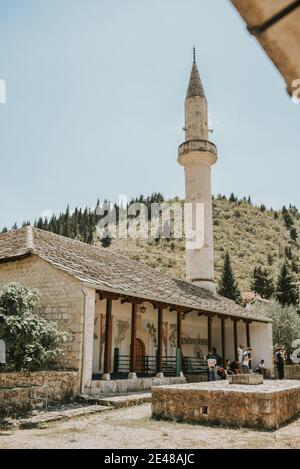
[0, 404, 300, 449]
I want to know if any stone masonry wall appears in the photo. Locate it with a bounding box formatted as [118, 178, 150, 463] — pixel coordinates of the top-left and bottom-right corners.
[0, 255, 85, 373]
[285, 365, 300, 380]
[152, 381, 300, 429]
[0, 371, 79, 415]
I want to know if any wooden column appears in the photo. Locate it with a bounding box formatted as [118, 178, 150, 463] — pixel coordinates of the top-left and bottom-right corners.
[207, 315, 212, 351]
[221, 317, 226, 366]
[130, 303, 137, 373]
[246, 321, 251, 348]
[233, 320, 238, 361]
[157, 308, 163, 373]
[177, 311, 182, 350]
[103, 298, 113, 375]
[176, 310, 182, 375]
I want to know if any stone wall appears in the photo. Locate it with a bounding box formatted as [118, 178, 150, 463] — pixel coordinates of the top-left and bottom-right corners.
[0, 371, 79, 415]
[0, 255, 85, 372]
[152, 380, 300, 430]
[285, 365, 300, 380]
[86, 376, 186, 395]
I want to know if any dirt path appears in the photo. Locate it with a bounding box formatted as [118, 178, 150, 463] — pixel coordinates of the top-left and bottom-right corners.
[0, 404, 300, 449]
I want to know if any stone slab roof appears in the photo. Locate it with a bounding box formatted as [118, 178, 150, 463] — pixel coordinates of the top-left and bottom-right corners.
[0, 227, 269, 322]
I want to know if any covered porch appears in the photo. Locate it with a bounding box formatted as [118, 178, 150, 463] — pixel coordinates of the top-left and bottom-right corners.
[84, 289, 272, 393]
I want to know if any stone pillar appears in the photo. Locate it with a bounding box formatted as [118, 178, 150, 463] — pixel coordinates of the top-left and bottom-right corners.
[80, 288, 96, 393]
[102, 298, 113, 380]
[129, 303, 137, 379]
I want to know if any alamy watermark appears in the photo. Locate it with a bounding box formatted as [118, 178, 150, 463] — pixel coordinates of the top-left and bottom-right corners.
[95, 195, 205, 249]
[0, 79, 6, 104]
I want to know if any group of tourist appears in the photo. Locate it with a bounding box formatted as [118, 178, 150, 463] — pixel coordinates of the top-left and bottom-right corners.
[206, 345, 262, 381]
[206, 343, 288, 381]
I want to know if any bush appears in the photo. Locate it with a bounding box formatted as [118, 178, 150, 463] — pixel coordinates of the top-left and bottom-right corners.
[0, 284, 68, 371]
[253, 301, 300, 352]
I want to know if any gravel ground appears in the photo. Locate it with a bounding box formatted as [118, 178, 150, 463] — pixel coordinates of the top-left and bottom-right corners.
[0, 404, 300, 449]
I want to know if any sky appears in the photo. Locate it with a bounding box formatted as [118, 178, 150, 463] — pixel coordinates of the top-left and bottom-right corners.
[0, 0, 299, 229]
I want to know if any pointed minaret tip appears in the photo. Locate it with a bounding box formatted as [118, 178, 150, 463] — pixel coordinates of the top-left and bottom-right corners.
[186, 47, 206, 99]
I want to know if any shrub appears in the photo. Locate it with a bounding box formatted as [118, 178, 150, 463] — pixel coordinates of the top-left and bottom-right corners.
[0, 284, 68, 371]
[253, 301, 300, 353]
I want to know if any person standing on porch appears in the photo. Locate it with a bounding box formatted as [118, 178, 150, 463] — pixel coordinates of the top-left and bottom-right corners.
[275, 347, 285, 380]
[242, 347, 251, 374]
[207, 350, 218, 381]
[237, 344, 244, 373]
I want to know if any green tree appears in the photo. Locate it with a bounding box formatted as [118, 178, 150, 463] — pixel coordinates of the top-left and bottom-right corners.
[290, 226, 298, 241]
[0, 284, 67, 371]
[251, 266, 274, 299]
[217, 253, 241, 303]
[275, 262, 298, 307]
[253, 301, 300, 353]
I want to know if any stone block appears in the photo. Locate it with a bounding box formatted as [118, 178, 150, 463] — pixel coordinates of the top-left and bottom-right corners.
[151, 380, 300, 430]
[228, 373, 263, 385]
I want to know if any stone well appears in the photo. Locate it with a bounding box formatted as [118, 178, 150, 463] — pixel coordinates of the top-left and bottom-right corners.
[152, 380, 300, 430]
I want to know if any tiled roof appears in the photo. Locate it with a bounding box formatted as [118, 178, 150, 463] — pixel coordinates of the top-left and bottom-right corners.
[0, 227, 269, 322]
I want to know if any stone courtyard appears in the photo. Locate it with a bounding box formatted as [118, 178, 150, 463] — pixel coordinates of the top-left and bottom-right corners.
[1, 403, 300, 449]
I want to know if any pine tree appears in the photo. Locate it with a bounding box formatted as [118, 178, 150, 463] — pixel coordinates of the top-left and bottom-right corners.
[290, 226, 298, 241]
[251, 266, 274, 299]
[276, 261, 298, 307]
[217, 253, 241, 303]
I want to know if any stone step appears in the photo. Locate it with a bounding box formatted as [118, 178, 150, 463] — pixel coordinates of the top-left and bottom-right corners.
[78, 391, 152, 409]
[17, 404, 111, 429]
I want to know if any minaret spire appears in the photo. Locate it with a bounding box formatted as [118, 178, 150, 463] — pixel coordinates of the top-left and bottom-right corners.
[178, 51, 218, 292]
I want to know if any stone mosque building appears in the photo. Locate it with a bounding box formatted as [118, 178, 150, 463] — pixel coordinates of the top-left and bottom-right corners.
[0, 54, 273, 394]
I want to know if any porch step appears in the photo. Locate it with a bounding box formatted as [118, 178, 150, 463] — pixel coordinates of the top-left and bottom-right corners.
[78, 391, 152, 409]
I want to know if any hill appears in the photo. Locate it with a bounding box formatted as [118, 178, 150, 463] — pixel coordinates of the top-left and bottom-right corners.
[105, 196, 300, 292]
[3, 194, 300, 293]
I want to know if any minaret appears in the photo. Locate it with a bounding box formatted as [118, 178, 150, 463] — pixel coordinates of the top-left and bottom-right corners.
[178, 48, 218, 292]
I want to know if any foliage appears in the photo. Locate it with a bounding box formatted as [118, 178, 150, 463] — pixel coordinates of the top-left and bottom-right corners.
[0, 284, 67, 371]
[217, 252, 241, 303]
[275, 261, 299, 307]
[251, 266, 274, 299]
[253, 301, 300, 352]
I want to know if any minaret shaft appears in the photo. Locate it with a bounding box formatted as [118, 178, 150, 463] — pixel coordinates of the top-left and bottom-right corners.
[178, 53, 217, 292]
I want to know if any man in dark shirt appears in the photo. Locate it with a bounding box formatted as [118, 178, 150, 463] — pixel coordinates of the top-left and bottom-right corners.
[230, 359, 239, 374]
[212, 347, 223, 366]
[275, 347, 285, 379]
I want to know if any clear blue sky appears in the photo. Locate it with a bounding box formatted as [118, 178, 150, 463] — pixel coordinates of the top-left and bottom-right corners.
[0, 0, 299, 229]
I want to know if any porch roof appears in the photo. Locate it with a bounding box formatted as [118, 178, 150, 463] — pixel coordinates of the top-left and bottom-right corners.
[0, 227, 270, 323]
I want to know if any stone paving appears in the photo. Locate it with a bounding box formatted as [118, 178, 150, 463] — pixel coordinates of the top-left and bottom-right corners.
[1, 404, 300, 449]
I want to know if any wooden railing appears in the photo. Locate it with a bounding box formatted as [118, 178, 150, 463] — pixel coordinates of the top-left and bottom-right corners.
[113, 349, 207, 377]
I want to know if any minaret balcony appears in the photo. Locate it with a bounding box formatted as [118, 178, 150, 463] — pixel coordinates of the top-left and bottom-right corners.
[178, 139, 217, 166]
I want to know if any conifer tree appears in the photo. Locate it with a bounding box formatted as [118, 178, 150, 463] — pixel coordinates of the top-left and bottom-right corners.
[217, 252, 241, 303]
[251, 266, 274, 299]
[276, 261, 298, 307]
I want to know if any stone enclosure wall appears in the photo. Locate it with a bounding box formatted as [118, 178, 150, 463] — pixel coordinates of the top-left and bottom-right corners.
[0, 371, 79, 415]
[285, 365, 300, 380]
[152, 380, 300, 430]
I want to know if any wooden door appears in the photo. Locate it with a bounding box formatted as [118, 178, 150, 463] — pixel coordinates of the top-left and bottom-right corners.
[135, 338, 145, 373]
